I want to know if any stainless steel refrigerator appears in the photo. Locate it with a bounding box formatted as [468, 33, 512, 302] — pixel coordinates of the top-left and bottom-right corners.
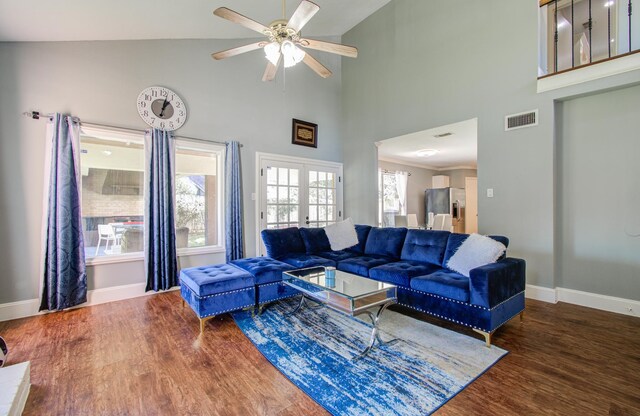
[425, 187, 466, 232]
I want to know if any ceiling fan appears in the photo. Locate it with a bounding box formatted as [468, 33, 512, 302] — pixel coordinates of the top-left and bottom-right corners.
[211, 0, 358, 81]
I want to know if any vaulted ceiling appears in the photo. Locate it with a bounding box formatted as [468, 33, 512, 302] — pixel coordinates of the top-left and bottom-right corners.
[0, 0, 391, 41]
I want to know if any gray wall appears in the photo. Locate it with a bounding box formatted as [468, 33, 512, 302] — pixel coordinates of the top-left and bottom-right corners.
[342, 0, 640, 291]
[378, 160, 476, 226]
[557, 84, 640, 300]
[0, 39, 342, 304]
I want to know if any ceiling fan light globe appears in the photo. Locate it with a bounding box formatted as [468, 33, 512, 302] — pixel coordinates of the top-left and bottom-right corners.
[264, 42, 281, 65]
[281, 40, 295, 57]
[284, 54, 297, 68]
[292, 46, 306, 64]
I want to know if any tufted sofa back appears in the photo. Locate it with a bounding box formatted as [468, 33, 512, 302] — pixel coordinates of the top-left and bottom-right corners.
[400, 230, 451, 266]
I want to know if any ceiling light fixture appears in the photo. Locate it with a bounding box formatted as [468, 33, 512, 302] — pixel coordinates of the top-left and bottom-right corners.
[416, 149, 439, 157]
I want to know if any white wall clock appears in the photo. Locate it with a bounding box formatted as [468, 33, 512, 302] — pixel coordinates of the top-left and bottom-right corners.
[137, 86, 187, 131]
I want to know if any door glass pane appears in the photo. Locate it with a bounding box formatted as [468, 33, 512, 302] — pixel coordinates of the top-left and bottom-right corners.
[278, 186, 289, 203]
[309, 205, 317, 221]
[278, 168, 289, 185]
[290, 170, 299, 186]
[267, 206, 277, 223]
[290, 187, 299, 204]
[309, 171, 317, 187]
[290, 206, 299, 222]
[267, 167, 277, 185]
[267, 185, 277, 203]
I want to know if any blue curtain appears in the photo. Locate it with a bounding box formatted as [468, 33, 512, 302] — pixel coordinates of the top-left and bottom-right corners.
[225, 140, 244, 262]
[40, 114, 87, 311]
[144, 129, 178, 291]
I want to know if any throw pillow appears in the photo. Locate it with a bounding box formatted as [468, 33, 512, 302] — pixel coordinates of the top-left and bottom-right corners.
[446, 233, 506, 277]
[324, 218, 359, 251]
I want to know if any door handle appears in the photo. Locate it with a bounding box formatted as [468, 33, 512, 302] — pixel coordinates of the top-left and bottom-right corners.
[305, 220, 310, 225]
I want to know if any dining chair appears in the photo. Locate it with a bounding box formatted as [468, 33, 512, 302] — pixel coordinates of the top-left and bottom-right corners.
[394, 215, 408, 227]
[95, 224, 118, 256]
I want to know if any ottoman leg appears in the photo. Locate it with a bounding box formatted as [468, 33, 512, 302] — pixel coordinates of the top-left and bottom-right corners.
[200, 316, 215, 334]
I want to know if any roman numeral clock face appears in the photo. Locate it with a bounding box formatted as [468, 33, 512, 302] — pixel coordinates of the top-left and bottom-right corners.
[137, 86, 187, 131]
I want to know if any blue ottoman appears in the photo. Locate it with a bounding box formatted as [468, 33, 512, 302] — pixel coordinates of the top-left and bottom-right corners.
[180, 264, 256, 333]
[231, 257, 300, 308]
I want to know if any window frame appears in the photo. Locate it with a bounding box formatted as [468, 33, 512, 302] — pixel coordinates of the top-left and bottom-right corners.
[80, 125, 225, 266]
[174, 138, 226, 257]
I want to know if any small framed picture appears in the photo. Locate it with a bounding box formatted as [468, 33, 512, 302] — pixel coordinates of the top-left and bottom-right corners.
[292, 119, 318, 148]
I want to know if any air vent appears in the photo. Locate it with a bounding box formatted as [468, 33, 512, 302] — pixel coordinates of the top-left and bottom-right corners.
[505, 110, 538, 131]
[433, 132, 453, 138]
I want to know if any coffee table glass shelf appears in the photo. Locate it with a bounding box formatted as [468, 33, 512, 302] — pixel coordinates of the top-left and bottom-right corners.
[282, 266, 398, 360]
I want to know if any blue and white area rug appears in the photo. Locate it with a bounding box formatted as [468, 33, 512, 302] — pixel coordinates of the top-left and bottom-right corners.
[232, 298, 507, 416]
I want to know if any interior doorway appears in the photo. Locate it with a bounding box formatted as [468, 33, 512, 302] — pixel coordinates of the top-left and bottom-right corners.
[375, 118, 478, 232]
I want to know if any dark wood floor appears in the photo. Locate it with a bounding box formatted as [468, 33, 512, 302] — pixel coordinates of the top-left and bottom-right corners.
[0, 292, 638, 416]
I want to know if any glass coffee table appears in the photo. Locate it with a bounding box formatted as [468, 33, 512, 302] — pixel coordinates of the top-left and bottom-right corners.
[282, 266, 398, 360]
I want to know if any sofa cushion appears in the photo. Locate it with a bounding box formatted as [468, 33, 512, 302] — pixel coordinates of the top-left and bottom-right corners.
[369, 261, 443, 287]
[444, 233, 509, 265]
[316, 250, 360, 262]
[261, 227, 305, 259]
[347, 224, 372, 253]
[337, 254, 393, 277]
[230, 257, 295, 285]
[299, 227, 331, 254]
[180, 264, 254, 297]
[410, 270, 470, 302]
[364, 227, 407, 258]
[278, 253, 335, 269]
[400, 230, 450, 266]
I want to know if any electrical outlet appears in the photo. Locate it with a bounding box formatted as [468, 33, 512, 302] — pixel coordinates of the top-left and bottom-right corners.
[487, 188, 494, 198]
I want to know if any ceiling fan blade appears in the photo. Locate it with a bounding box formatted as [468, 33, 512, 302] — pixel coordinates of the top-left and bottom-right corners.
[302, 53, 332, 78]
[212, 42, 264, 60]
[299, 38, 358, 58]
[262, 55, 281, 82]
[213, 7, 270, 35]
[286, 0, 320, 33]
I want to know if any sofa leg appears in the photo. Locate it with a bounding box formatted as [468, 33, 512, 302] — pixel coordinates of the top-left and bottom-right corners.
[200, 316, 214, 334]
[473, 329, 492, 348]
[520, 310, 525, 322]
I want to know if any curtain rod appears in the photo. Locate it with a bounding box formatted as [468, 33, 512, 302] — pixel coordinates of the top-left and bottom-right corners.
[381, 169, 412, 176]
[22, 111, 242, 147]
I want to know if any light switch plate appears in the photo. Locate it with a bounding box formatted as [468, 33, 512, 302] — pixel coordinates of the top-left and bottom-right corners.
[487, 188, 494, 198]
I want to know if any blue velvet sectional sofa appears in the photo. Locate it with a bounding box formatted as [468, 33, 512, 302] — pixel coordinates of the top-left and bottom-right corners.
[244, 225, 525, 346]
[180, 224, 525, 345]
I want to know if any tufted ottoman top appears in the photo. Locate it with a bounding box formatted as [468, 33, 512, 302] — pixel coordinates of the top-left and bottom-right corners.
[180, 264, 254, 297]
[231, 257, 295, 285]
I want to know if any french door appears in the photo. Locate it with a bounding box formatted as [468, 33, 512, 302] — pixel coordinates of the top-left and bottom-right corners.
[257, 154, 343, 256]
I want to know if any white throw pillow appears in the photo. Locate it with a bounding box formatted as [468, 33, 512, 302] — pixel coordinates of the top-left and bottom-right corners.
[324, 218, 359, 251]
[446, 234, 506, 277]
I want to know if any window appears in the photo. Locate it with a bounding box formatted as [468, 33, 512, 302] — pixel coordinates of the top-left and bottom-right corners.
[378, 170, 408, 227]
[175, 140, 224, 250]
[80, 126, 224, 263]
[80, 127, 145, 259]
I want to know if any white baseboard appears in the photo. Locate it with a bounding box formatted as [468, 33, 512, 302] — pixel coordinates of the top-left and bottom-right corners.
[526, 284, 639, 318]
[557, 287, 639, 318]
[0, 284, 179, 323]
[525, 284, 558, 303]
